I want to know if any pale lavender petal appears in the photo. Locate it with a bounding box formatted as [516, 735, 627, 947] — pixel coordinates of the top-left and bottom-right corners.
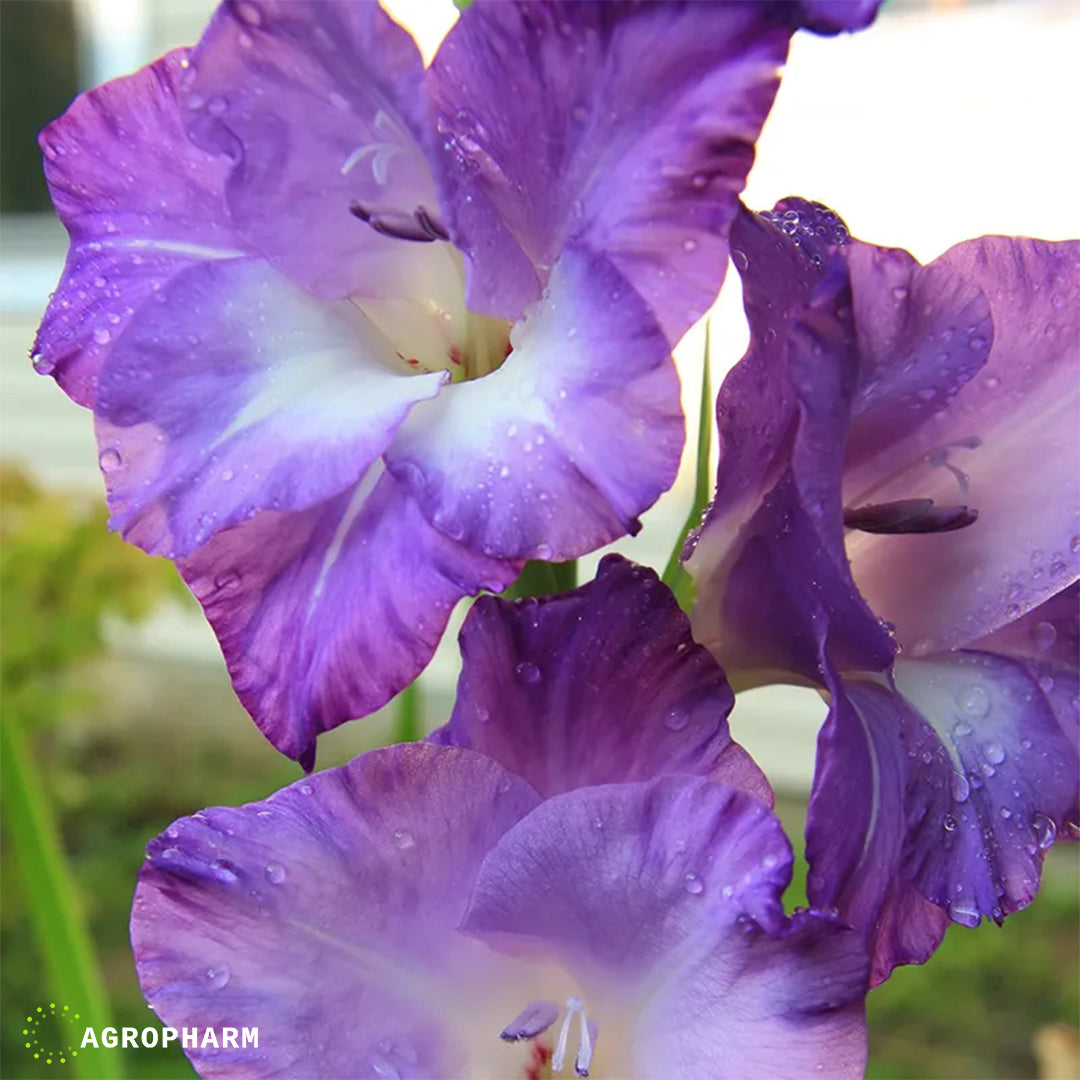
[428, 3, 796, 340]
[178, 471, 518, 764]
[464, 777, 868, 1079]
[432, 555, 769, 802]
[848, 238, 1080, 654]
[386, 245, 683, 561]
[33, 49, 247, 407]
[182, 0, 439, 301]
[132, 744, 541, 1079]
[95, 258, 445, 559]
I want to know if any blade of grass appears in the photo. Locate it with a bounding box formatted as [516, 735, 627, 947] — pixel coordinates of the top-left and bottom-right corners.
[1, 707, 124, 1079]
[662, 321, 714, 612]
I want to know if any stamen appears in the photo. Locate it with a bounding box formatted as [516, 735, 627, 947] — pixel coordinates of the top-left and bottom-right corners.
[348, 202, 433, 243]
[550, 998, 580, 1074]
[575, 1019, 598, 1078]
[843, 498, 979, 534]
[415, 206, 450, 241]
[500, 1001, 560, 1042]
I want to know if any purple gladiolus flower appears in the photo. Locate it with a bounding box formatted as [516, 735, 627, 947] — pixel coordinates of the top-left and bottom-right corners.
[131, 558, 870, 1079]
[684, 198, 1079, 982]
[30, 1, 876, 765]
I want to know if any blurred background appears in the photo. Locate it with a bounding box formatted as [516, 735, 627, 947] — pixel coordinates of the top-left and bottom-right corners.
[1, 1, 1078, 1078]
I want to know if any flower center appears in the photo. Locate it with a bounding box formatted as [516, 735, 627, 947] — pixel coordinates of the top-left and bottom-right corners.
[500, 996, 599, 1078]
[349, 210, 512, 384]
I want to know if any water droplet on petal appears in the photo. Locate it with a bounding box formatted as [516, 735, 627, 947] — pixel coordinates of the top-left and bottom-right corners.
[663, 706, 690, 732]
[891, 285, 908, 301]
[98, 448, 122, 472]
[683, 873, 704, 896]
[299, 783, 313, 796]
[956, 684, 990, 719]
[1000, 806, 1013, 820]
[515, 661, 541, 686]
[984, 742, 1006, 766]
[1038, 675, 1056, 694]
[210, 859, 239, 884]
[943, 814, 957, 832]
[476, 705, 491, 723]
[731, 249, 749, 271]
[392, 829, 416, 851]
[951, 772, 971, 803]
[214, 569, 241, 591]
[952, 720, 973, 738]
[682, 238, 698, 252]
[205, 966, 230, 990]
[234, 1, 263, 26]
[265, 862, 286, 884]
[1032, 621, 1057, 652]
[1032, 813, 1057, 851]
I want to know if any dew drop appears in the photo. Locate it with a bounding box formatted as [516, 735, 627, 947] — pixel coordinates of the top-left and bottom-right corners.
[690, 172, 708, 190]
[943, 814, 957, 832]
[98, 447, 122, 472]
[952, 720, 973, 738]
[731, 249, 749, 271]
[984, 742, 1006, 765]
[682, 238, 698, 252]
[265, 862, 286, 884]
[956, 684, 990, 719]
[534, 543, 553, 560]
[1000, 806, 1013, 820]
[515, 661, 541, 686]
[1032, 813, 1057, 851]
[683, 873, 704, 896]
[1032, 621, 1057, 652]
[210, 859, 239, 883]
[214, 569, 241, 591]
[891, 285, 908, 301]
[234, 1, 263, 26]
[92, 327, 111, 345]
[1038, 674, 1056, 694]
[948, 901, 980, 927]
[951, 772, 971, 803]
[476, 705, 491, 724]
[299, 783, 313, 796]
[663, 706, 690, 732]
[205, 966, 230, 990]
[392, 829, 416, 851]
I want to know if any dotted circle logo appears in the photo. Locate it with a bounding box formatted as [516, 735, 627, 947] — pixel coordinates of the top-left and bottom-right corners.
[23, 1003, 80, 1066]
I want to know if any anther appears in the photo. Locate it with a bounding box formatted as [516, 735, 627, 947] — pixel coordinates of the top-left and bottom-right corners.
[500, 1001, 560, 1042]
[843, 498, 978, 535]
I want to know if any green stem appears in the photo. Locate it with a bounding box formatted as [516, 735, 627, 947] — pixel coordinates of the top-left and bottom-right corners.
[503, 558, 578, 600]
[662, 321, 714, 612]
[1, 708, 123, 1079]
[394, 679, 422, 743]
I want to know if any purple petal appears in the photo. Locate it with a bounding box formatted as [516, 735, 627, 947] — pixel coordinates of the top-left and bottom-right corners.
[132, 744, 542, 1079]
[385, 245, 683, 561]
[33, 49, 247, 408]
[687, 210, 893, 680]
[94, 258, 445, 558]
[792, 1, 882, 34]
[807, 652, 1078, 981]
[182, 0, 439, 301]
[847, 238, 1080, 653]
[464, 777, 868, 1079]
[178, 470, 518, 763]
[432, 555, 769, 802]
[427, 3, 796, 340]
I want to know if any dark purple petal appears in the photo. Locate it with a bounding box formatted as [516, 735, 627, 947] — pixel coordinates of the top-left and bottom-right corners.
[132, 744, 542, 1079]
[385, 245, 684, 561]
[892, 651, 1078, 920]
[182, 0, 439, 301]
[687, 211, 893, 680]
[848, 238, 1080, 653]
[432, 555, 769, 802]
[33, 50, 247, 408]
[790, 0, 882, 35]
[428, 2, 796, 340]
[807, 652, 1078, 982]
[94, 258, 445, 559]
[178, 470, 518, 763]
[464, 777, 868, 1079]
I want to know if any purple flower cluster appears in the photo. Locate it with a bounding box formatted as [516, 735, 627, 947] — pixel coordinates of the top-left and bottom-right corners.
[32, 1, 1077, 1077]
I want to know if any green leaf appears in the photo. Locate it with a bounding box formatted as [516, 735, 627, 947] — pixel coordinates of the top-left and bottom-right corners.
[662, 321, 713, 612]
[1, 707, 124, 1079]
[502, 558, 578, 600]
